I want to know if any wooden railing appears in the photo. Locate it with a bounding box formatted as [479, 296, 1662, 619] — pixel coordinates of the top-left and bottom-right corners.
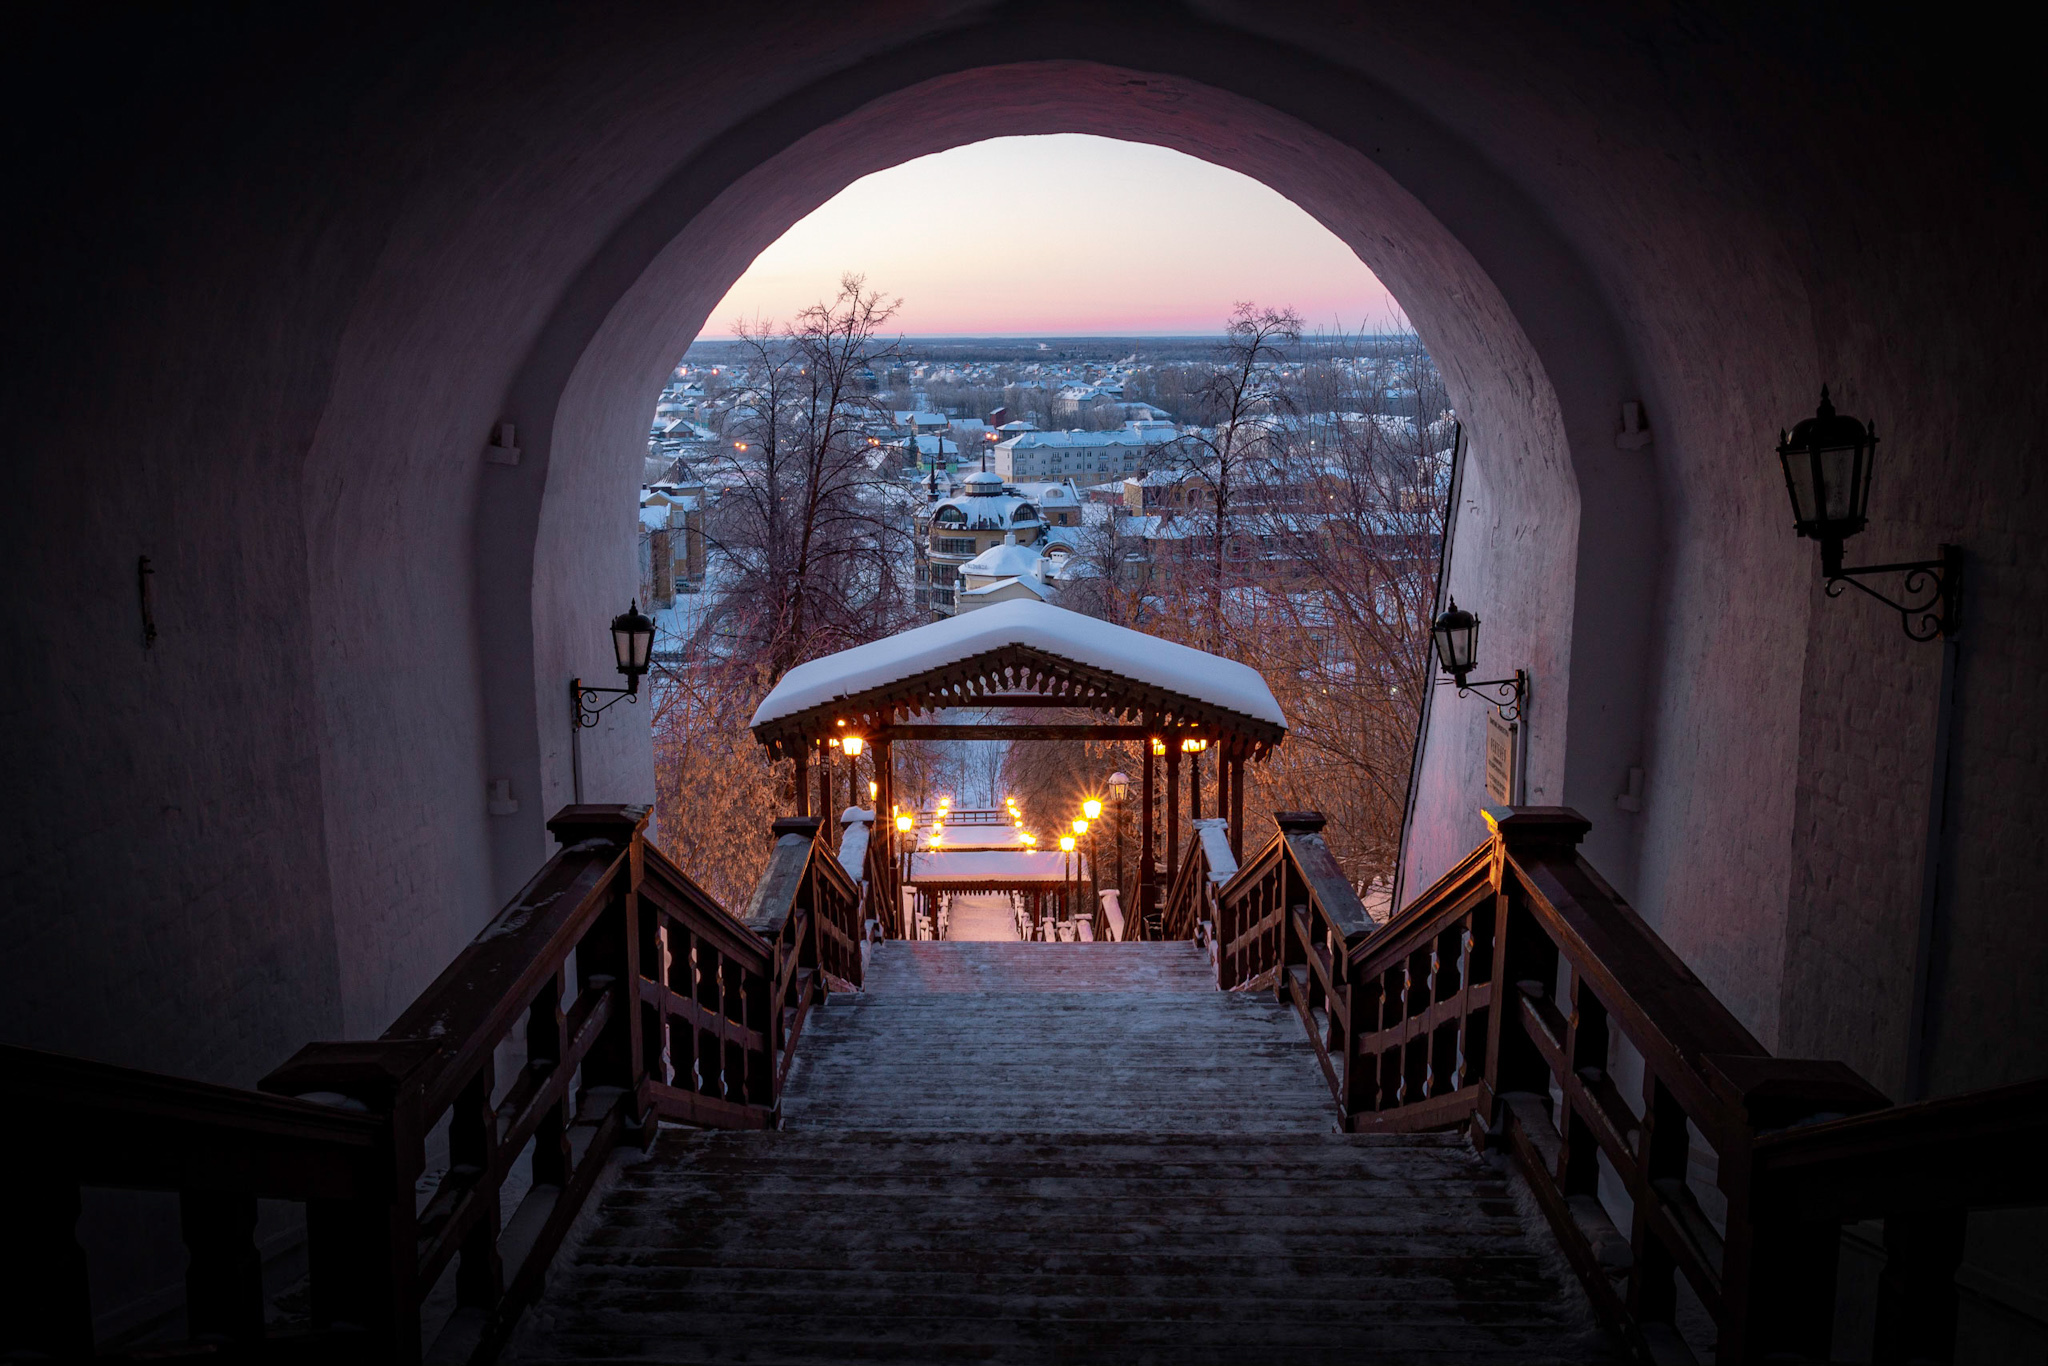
[1190, 804, 2042, 1364]
[1, 1043, 391, 1359]
[743, 816, 866, 1095]
[857, 814, 902, 941]
[1742, 1074, 2048, 1363]
[1158, 817, 1239, 947]
[2, 803, 860, 1363]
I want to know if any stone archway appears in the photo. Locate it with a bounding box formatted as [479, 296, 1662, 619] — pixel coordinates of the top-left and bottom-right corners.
[10, 4, 2040, 1110]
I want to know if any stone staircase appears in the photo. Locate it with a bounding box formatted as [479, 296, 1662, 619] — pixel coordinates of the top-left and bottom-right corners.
[509, 942, 1617, 1364]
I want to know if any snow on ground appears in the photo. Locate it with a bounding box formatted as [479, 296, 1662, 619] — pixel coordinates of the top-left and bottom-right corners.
[943, 894, 1020, 942]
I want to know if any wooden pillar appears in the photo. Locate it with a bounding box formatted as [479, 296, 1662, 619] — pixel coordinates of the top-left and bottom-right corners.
[1140, 738, 1156, 917]
[1228, 752, 1245, 860]
[793, 743, 810, 817]
[874, 738, 894, 932]
[1190, 745, 1203, 821]
[1165, 742, 1182, 887]
[815, 739, 832, 820]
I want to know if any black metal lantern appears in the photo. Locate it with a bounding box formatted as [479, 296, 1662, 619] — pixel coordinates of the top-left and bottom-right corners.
[1431, 600, 1480, 686]
[1432, 598, 1525, 721]
[609, 600, 656, 692]
[1774, 387, 1959, 642]
[575, 601, 658, 739]
[1776, 387, 1875, 574]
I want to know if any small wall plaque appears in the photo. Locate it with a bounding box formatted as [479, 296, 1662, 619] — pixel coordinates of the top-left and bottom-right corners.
[1486, 712, 1518, 806]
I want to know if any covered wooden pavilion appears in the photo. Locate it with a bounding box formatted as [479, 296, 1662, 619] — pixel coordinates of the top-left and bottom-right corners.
[750, 600, 1288, 928]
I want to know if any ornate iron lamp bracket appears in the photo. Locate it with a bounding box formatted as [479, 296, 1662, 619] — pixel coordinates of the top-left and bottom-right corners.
[1440, 669, 1528, 723]
[1823, 543, 1960, 643]
[573, 677, 639, 729]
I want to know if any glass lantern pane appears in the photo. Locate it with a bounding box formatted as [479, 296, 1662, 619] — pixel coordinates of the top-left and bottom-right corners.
[632, 629, 653, 668]
[613, 627, 634, 670]
[1819, 444, 1859, 521]
[1782, 447, 1818, 525]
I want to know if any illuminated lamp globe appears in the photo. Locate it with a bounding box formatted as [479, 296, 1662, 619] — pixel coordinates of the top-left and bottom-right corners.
[609, 601, 656, 692]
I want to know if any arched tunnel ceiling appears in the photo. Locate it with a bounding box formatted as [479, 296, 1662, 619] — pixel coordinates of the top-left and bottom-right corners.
[4, 3, 2042, 1100]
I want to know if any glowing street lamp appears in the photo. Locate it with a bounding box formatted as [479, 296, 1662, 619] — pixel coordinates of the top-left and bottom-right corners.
[1072, 818, 1088, 835]
[1059, 834, 1078, 923]
[1082, 798, 1102, 820]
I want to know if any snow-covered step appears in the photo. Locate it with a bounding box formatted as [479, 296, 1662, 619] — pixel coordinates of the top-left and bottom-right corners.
[510, 940, 1616, 1363]
[512, 1131, 1615, 1364]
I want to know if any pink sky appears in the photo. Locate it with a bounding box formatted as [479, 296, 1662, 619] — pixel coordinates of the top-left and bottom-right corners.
[702, 135, 1403, 337]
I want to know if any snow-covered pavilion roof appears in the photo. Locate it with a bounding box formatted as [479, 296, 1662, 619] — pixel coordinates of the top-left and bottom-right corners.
[749, 600, 1287, 754]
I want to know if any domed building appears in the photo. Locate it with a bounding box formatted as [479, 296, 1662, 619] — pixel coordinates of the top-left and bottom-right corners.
[914, 470, 1048, 615]
[955, 532, 1059, 612]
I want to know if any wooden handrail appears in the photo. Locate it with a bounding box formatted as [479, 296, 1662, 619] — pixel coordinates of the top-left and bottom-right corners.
[4, 803, 852, 1364]
[0, 1044, 393, 1358]
[1200, 802, 2047, 1365]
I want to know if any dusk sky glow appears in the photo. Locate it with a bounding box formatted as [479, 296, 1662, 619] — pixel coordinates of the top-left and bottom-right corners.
[701, 135, 1405, 338]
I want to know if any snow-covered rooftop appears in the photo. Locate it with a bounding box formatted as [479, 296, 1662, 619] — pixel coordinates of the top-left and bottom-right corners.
[960, 536, 1042, 581]
[750, 599, 1286, 732]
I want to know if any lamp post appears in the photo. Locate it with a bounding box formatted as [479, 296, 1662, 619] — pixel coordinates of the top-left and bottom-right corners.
[1082, 798, 1102, 924]
[1430, 599, 1528, 721]
[1107, 772, 1130, 901]
[1776, 387, 1959, 641]
[570, 601, 657, 803]
[895, 811, 914, 936]
[1059, 834, 1077, 929]
[841, 734, 864, 814]
[1181, 736, 1208, 820]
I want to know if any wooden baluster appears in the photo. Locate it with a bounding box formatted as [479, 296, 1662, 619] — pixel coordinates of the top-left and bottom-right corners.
[1429, 923, 1462, 1097]
[577, 870, 642, 1110]
[528, 970, 571, 1188]
[640, 901, 667, 1091]
[1626, 1076, 1688, 1337]
[1871, 1209, 1966, 1365]
[448, 1059, 504, 1314]
[1493, 892, 1557, 1110]
[744, 955, 774, 1107]
[723, 954, 746, 1100]
[706, 946, 726, 1100]
[1560, 974, 1609, 1206]
[1344, 968, 1379, 1118]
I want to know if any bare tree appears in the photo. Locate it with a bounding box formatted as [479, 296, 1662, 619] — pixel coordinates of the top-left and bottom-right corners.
[652, 275, 921, 904]
[1160, 303, 1302, 634]
[706, 274, 917, 678]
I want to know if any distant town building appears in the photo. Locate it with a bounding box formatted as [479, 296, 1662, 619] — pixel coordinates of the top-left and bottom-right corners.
[914, 471, 1048, 616]
[993, 421, 1179, 483]
[639, 483, 707, 607]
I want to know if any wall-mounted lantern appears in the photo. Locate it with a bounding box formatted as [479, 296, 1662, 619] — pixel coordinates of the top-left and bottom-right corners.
[1430, 598, 1526, 721]
[573, 601, 656, 729]
[1777, 387, 1959, 641]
